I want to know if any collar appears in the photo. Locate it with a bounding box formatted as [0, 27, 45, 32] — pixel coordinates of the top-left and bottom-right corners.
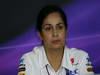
[39, 46, 49, 69]
[39, 46, 73, 70]
[61, 46, 73, 71]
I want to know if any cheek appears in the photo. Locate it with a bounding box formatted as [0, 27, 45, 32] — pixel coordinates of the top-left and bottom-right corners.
[42, 32, 52, 41]
[60, 31, 66, 38]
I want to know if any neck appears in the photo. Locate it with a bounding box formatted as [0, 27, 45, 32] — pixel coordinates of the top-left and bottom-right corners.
[44, 46, 64, 71]
[45, 47, 64, 57]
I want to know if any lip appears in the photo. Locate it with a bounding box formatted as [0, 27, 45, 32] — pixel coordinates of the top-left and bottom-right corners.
[51, 40, 61, 43]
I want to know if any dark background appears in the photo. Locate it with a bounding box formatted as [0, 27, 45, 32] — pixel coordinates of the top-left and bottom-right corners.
[0, 0, 73, 45]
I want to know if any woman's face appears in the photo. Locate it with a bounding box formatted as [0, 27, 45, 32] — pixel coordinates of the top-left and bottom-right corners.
[39, 12, 66, 49]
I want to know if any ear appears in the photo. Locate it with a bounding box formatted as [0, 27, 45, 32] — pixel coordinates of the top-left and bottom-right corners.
[37, 32, 43, 40]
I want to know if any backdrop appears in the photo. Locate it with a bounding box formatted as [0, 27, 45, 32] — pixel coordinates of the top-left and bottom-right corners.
[0, 0, 100, 75]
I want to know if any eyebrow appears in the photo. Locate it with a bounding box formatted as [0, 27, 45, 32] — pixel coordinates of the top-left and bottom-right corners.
[56, 22, 64, 25]
[43, 22, 64, 27]
[42, 24, 51, 27]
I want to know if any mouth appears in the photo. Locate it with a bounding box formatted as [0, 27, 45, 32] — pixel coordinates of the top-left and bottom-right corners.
[51, 40, 61, 43]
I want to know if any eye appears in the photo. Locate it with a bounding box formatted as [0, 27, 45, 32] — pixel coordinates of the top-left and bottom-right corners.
[44, 26, 52, 31]
[42, 24, 52, 31]
[59, 26, 63, 29]
[57, 25, 64, 30]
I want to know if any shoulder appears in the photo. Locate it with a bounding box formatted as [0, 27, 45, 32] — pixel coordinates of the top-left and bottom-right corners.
[20, 46, 43, 63]
[66, 47, 91, 65]
[66, 47, 89, 59]
[69, 48, 88, 56]
[18, 46, 43, 75]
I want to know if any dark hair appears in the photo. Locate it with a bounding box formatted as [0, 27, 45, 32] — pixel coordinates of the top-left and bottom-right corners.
[36, 5, 67, 32]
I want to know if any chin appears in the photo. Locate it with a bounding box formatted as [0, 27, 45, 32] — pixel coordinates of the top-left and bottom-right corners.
[52, 44, 64, 49]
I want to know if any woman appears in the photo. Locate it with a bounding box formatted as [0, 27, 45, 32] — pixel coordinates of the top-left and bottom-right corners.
[18, 5, 94, 75]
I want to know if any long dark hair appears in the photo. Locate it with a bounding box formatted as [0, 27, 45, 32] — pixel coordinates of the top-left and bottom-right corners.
[36, 5, 67, 32]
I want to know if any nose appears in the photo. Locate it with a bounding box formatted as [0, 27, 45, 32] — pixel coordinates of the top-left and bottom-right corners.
[52, 28, 58, 37]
